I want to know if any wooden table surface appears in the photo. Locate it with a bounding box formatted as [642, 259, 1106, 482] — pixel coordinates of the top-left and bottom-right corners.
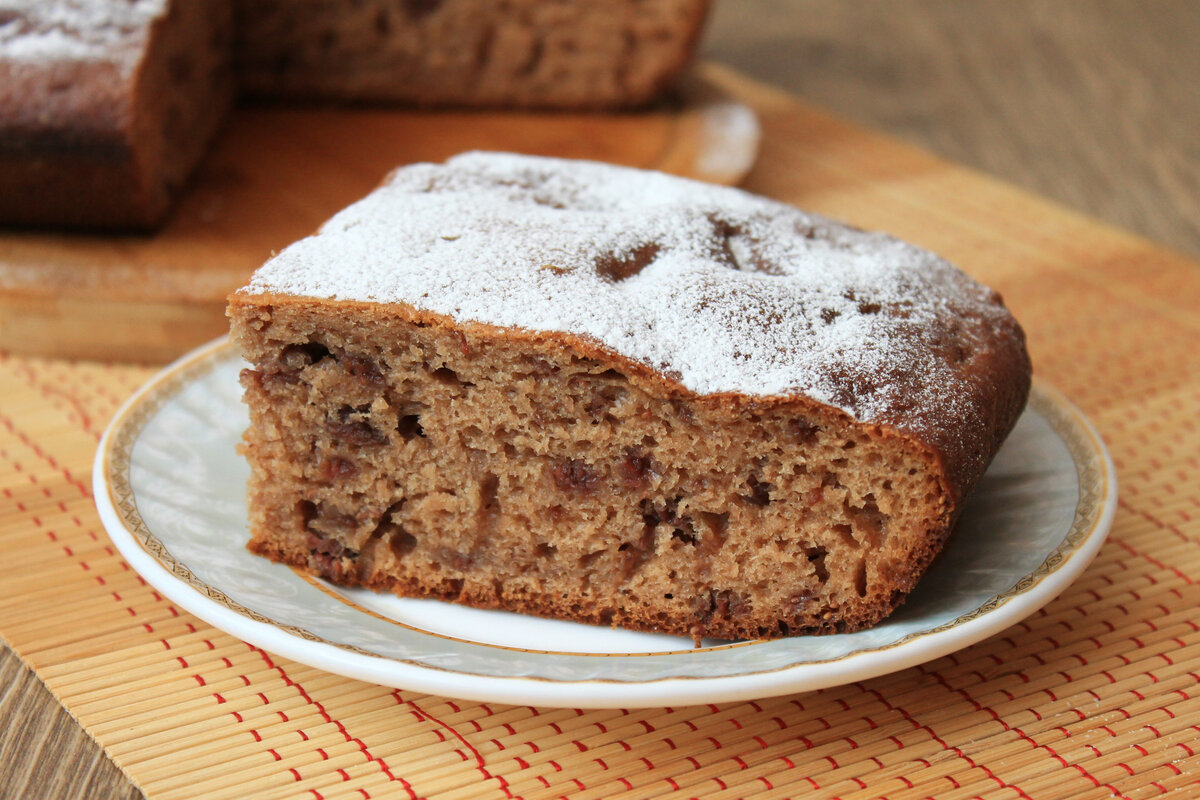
[2, 2, 1197, 798]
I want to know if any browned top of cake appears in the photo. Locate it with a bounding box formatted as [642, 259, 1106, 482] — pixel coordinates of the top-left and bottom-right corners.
[235, 152, 1031, 500]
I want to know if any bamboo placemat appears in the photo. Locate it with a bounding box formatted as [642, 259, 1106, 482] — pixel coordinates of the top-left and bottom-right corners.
[4, 66, 1200, 799]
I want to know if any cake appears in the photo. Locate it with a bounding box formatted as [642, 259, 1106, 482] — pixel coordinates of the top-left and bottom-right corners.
[233, 0, 710, 109]
[0, 0, 234, 230]
[228, 152, 1031, 642]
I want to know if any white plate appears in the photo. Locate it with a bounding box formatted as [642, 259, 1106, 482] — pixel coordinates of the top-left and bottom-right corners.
[95, 338, 1116, 708]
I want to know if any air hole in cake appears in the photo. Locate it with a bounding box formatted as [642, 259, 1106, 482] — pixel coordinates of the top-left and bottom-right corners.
[831, 524, 856, 549]
[671, 527, 695, 546]
[306, 504, 358, 539]
[522, 356, 559, 377]
[699, 511, 730, 543]
[618, 520, 658, 583]
[842, 440, 857, 450]
[847, 496, 886, 547]
[534, 543, 556, 560]
[480, 473, 499, 511]
[806, 546, 829, 583]
[281, 341, 332, 369]
[742, 475, 773, 506]
[367, 499, 406, 541]
[694, 589, 746, 628]
[596, 243, 661, 282]
[397, 414, 424, 440]
[551, 459, 599, 494]
[296, 500, 317, 530]
[432, 366, 472, 387]
[854, 560, 868, 597]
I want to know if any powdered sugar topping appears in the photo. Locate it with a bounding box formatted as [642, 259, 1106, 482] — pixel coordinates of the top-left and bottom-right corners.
[0, 0, 166, 67]
[243, 152, 1016, 427]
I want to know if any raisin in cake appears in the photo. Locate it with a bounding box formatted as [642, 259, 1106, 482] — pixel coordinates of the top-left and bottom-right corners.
[234, 0, 709, 109]
[0, 0, 233, 230]
[228, 152, 1031, 641]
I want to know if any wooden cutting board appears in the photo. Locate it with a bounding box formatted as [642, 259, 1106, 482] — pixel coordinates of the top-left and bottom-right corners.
[0, 70, 759, 364]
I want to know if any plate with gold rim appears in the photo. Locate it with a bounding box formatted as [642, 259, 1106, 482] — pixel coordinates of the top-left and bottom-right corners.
[94, 337, 1115, 708]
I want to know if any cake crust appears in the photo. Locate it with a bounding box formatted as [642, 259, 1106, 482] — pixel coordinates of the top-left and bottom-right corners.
[229, 153, 1031, 641]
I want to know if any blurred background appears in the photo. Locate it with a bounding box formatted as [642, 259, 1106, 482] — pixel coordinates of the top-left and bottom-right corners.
[704, 0, 1200, 259]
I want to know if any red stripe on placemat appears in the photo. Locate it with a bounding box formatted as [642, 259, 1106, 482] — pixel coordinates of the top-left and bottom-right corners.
[397, 692, 519, 800]
[0, 410, 91, 498]
[862, 685, 1035, 799]
[920, 665, 1135, 800]
[5, 360, 100, 440]
[3, 380, 424, 798]
[251, 647, 418, 798]
[0, 428, 358, 791]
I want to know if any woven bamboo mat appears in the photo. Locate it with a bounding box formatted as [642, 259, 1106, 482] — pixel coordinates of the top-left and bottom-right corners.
[3, 66, 1200, 799]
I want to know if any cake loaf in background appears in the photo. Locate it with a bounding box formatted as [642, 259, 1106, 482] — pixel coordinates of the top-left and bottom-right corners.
[0, 0, 234, 230]
[234, 0, 711, 109]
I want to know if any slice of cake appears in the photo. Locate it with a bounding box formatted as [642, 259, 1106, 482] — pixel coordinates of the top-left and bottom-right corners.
[228, 152, 1031, 641]
[234, 0, 710, 109]
[0, 0, 233, 230]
